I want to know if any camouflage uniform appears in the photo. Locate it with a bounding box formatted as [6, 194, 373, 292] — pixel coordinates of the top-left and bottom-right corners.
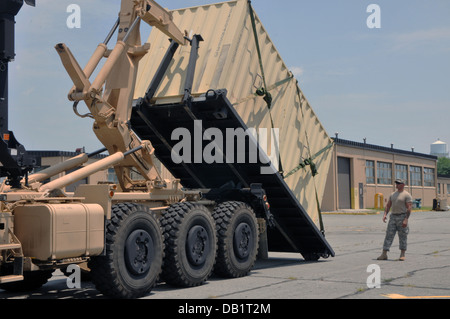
[378, 181, 412, 260]
[383, 213, 409, 251]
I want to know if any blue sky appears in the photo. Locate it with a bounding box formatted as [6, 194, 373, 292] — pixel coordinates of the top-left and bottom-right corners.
[9, 0, 450, 155]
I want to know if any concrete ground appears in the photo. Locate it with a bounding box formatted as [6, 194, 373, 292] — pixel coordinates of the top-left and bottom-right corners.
[1, 210, 449, 301]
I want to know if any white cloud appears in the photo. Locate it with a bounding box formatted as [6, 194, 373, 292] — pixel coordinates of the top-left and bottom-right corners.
[290, 66, 304, 78]
[390, 27, 450, 51]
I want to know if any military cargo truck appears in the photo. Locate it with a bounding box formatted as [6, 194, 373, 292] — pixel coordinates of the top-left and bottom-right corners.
[0, 0, 334, 299]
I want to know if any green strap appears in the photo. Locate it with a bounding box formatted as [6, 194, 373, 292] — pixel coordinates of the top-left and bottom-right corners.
[284, 142, 334, 179]
[248, 1, 272, 109]
[282, 81, 334, 235]
[232, 75, 293, 107]
[268, 75, 294, 92]
[248, 0, 287, 174]
[315, 178, 326, 236]
[283, 141, 333, 236]
[248, 2, 326, 233]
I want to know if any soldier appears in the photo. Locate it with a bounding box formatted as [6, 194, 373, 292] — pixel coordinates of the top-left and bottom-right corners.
[377, 179, 413, 261]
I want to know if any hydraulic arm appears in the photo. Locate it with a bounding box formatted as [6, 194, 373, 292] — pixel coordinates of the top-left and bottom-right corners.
[55, 0, 186, 191]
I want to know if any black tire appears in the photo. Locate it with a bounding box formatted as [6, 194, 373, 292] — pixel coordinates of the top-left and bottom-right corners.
[0, 270, 54, 292]
[213, 201, 259, 278]
[88, 203, 164, 299]
[161, 202, 217, 287]
[302, 252, 321, 261]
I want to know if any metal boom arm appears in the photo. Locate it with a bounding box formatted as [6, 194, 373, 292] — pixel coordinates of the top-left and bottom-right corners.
[55, 0, 186, 191]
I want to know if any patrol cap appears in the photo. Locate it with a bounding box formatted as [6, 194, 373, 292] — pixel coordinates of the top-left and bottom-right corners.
[395, 179, 405, 185]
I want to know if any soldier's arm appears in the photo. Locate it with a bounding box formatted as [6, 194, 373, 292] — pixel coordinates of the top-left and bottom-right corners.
[405, 202, 412, 220]
[403, 199, 412, 228]
[383, 199, 392, 222]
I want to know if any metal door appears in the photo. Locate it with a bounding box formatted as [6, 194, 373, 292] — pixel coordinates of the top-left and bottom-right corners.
[359, 183, 364, 209]
[337, 157, 351, 209]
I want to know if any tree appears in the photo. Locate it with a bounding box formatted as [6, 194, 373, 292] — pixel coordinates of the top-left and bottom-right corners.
[437, 157, 450, 177]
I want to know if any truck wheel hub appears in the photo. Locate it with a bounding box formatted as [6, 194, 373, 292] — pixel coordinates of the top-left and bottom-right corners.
[234, 222, 252, 259]
[186, 225, 210, 266]
[125, 229, 153, 275]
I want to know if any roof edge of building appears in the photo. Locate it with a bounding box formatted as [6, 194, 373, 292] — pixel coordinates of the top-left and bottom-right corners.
[332, 138, 438, 161]
[28, 150, 108, 160]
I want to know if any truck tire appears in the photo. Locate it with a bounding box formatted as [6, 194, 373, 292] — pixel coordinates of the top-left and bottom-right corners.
[88, 203, 164, 299]
[213, 201, 259, 278]
[0, 270, 54, 292]
[161, 202, 217, 287]
[302, 252, 321, 261]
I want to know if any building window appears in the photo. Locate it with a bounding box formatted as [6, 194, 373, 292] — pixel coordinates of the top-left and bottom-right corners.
[377, 162, 392, 185]
[410, 166, 422, 186]
[438, 183, 441, 194]
[447, 184, 450, 195]
[395, 164, 408, 185]
[423, 168, 435, 187]
[107, 168, 144, 183]
[366, 160, 375, 184]
[107, 168, 119, 184]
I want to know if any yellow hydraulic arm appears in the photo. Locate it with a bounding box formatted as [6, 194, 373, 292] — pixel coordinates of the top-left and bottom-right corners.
[55, 0, 186, 191]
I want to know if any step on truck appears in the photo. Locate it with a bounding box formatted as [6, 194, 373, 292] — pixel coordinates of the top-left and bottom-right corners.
[0, 0, 334, 299]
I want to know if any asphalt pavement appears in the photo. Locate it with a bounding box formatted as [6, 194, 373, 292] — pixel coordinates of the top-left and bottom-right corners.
[1, 210, 449, 301]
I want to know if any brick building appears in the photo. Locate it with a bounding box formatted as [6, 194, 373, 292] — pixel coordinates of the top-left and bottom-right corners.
[322, 138, 438, 211]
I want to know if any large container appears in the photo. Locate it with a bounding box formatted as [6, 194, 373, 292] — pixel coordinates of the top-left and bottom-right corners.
[14, 203, 104, 261]
[134, 0, 333, 227]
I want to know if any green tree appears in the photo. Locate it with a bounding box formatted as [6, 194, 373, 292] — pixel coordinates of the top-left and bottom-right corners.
[437, 157, 450, 177]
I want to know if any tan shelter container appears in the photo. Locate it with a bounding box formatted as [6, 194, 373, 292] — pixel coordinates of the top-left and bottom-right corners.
[135, 0, 333, 227]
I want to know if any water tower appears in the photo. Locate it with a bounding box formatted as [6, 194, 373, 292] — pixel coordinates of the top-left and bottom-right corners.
[431, 139, 449, 158]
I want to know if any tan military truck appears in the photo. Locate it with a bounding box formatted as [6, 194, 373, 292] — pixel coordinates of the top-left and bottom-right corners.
[0, 0, 334, 299]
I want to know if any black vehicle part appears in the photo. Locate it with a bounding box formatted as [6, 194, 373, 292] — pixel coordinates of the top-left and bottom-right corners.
[213, 201, 259, 278]
[160, 202, 217, 287]
[88, 203, 164, 299]
[0, 269, 54, 292]
[0, 0, 36, 188]
[131, 89, 335, 260]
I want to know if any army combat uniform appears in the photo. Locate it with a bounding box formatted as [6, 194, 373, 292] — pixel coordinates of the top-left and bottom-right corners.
[382, 191, 412, 252]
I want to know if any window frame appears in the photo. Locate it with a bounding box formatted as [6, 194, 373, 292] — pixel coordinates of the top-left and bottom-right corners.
[423, 167, 435, 187]
[377, 161, 392, 185]
[366, 160, 375, 184]
[410, 166, 422, 187]
[395, 164, 408, 186]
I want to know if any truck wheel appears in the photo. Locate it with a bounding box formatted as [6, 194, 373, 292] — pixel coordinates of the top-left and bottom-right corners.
[89, 203, 163, 299]
[0, 270, 54, 292]
[161, 202, 217, 287]
[213, 201, 259, 278]
[302, 252, 321, 261]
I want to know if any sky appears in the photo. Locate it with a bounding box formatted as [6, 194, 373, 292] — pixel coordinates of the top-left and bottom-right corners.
[8, 0, 450, 156]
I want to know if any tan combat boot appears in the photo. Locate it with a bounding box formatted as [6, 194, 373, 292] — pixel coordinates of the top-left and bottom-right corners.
[377, 250, 388, 260]
[399, 250, 406, 261]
